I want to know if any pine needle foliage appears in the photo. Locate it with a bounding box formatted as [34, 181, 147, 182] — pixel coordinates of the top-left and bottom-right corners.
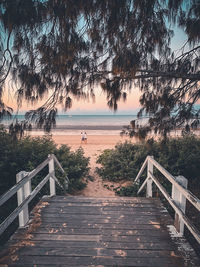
[0, 1, 199, 137]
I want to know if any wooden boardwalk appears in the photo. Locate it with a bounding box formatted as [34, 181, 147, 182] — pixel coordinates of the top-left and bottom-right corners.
[0, 196, 199, 266]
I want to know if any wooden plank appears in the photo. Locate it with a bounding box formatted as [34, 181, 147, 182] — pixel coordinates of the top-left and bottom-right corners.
[12, 246, 182, 258]
[37, 218, 173, 227]
[5, 240, 177, 250]
[41, 204, 165, 210]
[38, 218, 163, 225]
[16, 228, 169, 237]
[40, 212, 166, 219]
[41, 207, 165, 214]
[42, 203, 163, 210]
[48, 200, 161, 205]
[45, 206, 163, 210]
[30, 215, 170, 225]
[46, 202, 160, 207]
[11, 233, 174, 244]
[48, 196, 160, 202]
[28, 234, 100, 242]
[29, 222, 164, 230]
[49, 195, 157, 200]
[66, 200, 161, 204]
[0, 255, 184, 266]
[38, 215, 171, 225]
[41, 209, 165, 217]
[47, 202, 160, 208]
[1, 196, 198, 267]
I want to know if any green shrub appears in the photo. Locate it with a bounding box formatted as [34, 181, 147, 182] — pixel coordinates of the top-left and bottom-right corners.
[0, 132, 56, 196]
[114, 184, 140, 197]
[0, 127, 90, 198]
[96, 137, 200, 197]
[96, 142, 148, 182]
[55, 145, 90, 193]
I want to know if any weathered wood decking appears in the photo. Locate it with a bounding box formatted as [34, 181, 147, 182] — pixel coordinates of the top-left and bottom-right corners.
[0, 196, 199, 266]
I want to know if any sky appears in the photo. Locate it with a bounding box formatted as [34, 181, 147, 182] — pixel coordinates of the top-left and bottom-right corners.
[3, 25, 188, 115]
[67, 89, 141, 115]
[3, 83, 141, 115]
[70, 26, 188, 115]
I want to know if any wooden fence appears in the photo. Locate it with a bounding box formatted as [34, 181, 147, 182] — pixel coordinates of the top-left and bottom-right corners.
[134, 155, 200, 244]
[0, 154, 68, 236]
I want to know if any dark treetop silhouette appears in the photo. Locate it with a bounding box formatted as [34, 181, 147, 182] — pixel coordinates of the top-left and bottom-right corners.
[0, 0, 199, 138]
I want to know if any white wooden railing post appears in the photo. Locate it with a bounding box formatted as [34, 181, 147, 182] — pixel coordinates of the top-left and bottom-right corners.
[146, 156, 153, 198]
[172, 175, 188, 235]
[16, 171, 31, 227]
[48, 154, 56, 196]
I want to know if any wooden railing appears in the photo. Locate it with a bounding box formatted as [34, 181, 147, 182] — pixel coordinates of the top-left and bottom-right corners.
[134, 155, 200, 244]
[0, 154, 69, 236]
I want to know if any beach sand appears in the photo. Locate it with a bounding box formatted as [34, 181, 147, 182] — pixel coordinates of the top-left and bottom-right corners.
[52, 134, 132, 147]
[51, 134, 135, 197]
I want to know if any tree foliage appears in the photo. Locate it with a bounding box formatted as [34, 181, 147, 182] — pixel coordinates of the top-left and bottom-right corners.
[0, 0, 199, 135]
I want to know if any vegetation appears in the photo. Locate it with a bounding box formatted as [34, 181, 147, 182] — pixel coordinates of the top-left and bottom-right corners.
[0, 126, 90, 245]
[0, 126, 90, 198]
[96, 143, 145, 182]
[0, 1, 199, 137]
[96, 137, 200, 197]
[55, 145, 90, 192]
[97, 136, 200, 255]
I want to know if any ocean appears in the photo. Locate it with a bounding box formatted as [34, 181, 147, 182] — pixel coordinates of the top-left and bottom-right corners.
[2, 114, 140, 135]
[2, 114, 198, 137]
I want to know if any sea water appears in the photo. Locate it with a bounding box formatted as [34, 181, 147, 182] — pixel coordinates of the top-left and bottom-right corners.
[2, 114, 198, 137]
[1, 114, 142, 135]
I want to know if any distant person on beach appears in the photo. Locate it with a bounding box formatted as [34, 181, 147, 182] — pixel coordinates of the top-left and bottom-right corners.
[84, 132, 87, 144]
[81, 132, 85, 144]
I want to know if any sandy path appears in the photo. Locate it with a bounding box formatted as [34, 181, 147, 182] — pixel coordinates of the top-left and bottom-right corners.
[78, 144, 116, 197]
[52, 135, 134, 197]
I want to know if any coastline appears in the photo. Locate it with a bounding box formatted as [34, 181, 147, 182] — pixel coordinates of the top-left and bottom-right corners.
[30, 128, 124, 136]
[32, 125, 125, 130]
[51, 134, 134, 147]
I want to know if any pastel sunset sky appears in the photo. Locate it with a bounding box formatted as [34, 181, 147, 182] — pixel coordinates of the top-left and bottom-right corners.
[3, 26, 187, 115]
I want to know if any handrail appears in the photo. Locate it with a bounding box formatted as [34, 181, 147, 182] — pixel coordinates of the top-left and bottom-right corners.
[134, 156, 200, 244]
[52, 154, 69, 187]
[134, 157, 148, 184]
[0, 173, 51, 236]
[133, 156, 150, 185]
[149, 171, 200, 244]
[148, 156, 200, 212]
[52, 154, 69, 183]
[0, 157, 51, 207]
[0, 154, 68, 236]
